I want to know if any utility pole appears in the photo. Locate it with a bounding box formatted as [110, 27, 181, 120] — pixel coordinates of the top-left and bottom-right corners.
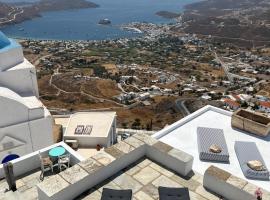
[3, 162, 16, 191]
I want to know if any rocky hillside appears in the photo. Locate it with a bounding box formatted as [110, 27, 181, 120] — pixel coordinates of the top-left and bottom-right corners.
[0, 0, 98, 26]
[34, 0, 99, 12]
[182, 0, 270, 47]
[0, 2, 13, 18]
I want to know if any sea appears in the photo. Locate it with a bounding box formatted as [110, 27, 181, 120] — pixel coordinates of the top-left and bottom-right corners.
[0, 0, 199, 40]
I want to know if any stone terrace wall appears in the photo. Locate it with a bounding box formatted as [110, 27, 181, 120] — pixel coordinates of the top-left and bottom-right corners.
[37, 133, 193, 200]
[203, 165, 270, 200]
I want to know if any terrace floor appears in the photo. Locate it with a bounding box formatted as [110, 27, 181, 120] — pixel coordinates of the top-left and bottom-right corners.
[0, 158, 222, 200]
[0, 167, 65, 200]
[75, 158, 222, 200]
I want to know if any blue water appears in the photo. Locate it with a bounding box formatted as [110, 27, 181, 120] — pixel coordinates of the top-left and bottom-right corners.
[1, 0, 198, 40]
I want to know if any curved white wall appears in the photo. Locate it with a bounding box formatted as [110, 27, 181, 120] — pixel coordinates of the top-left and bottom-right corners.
[0, 43, 24, 72]
[0, 96, 29, 127]
[0, 60, 39, 97]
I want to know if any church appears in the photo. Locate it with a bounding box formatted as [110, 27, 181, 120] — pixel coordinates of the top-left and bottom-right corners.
[0, 31, 53, 163]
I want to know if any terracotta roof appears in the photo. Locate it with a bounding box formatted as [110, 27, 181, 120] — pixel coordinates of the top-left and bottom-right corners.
[259, 101, 270, 108]
[224, 99, 240, 107]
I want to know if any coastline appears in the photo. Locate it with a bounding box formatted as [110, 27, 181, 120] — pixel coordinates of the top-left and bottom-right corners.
[2, 0, 200, 41]
[0, 0, 98, 28]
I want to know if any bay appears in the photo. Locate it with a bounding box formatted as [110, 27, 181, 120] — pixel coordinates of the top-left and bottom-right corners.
[1, 0, 199, 40]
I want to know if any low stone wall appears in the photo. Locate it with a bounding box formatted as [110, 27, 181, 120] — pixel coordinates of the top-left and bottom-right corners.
[37, 133, 193, 200]
[203, 166, 270, 200]
[232, 109, 270, 137]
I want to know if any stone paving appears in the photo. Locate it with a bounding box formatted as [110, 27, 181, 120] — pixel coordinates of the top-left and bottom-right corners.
[0, 158, 222, 200]
[2, 132, 266, 200]
[0, 169, 60, 200]
[75, 157, 221, 200]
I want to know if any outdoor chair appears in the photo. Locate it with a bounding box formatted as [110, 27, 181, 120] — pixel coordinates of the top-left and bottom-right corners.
[158, 186, 190, 200]
[197, 127, 229, 163]
[39, 151, 53, 180]
[58, 154, 70, 171]
[235, 141, 269, 180]
[101, 188, 132, 200]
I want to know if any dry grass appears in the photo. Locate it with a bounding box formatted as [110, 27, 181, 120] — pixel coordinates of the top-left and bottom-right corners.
[82, 79, 121, 99]
[115, 96, 183, 130]
[102, 63, 119, 75]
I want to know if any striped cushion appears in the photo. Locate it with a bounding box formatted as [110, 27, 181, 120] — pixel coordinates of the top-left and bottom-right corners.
[197, 127, 229, 163]
[235, 141, 269, 180]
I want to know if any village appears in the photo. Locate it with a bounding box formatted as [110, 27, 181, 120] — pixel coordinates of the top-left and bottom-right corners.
[19, 30, 270, 129]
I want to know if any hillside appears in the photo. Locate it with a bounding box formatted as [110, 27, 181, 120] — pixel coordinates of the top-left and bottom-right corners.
[0, 0, 98, 26]
[0, 2, 13, 18]
[35, 0, 98, 12]
[182, 0, 270, 47]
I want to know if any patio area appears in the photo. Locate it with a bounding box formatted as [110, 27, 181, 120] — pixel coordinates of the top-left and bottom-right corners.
[0, 142, 83, 200]
[75, 157, 221, 200]
[0, 157, 75, 200]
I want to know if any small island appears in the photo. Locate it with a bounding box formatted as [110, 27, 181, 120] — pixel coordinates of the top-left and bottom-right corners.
[156, 11, 181, 19]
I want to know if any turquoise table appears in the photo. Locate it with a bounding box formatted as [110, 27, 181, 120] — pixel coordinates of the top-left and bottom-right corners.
[49, 147, 66, 158]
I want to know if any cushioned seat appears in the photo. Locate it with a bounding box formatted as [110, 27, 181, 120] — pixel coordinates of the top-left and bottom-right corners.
[235, 141, 269, 180]
[158, 186, 190, 200]
[197, 127, 229, 163]
[101, 188, 132, 200]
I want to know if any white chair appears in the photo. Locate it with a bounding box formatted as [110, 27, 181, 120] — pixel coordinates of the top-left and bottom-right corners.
[58, 154, 70, 171]
[39, 151, 53, 180]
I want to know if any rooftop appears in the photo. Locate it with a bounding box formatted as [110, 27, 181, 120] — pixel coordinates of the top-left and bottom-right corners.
[35, 133, 222, 200]
[153, 105, 270, 192]
[1, 129, 270, 200]
[64, 112, 116, 137]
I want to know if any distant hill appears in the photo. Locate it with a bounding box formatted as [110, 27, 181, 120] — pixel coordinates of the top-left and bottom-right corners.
[181, 0, 270, 47]
[0, 0, 99, 26]
[0, 2, 13, 18]
[35, 0, 99, 12]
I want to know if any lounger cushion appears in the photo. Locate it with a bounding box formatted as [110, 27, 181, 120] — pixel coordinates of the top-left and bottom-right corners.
[197, 127, 229, 162]
[101, 188, 132, 200]
[158, 186, 190, 200]
[235, 141, 269, 180]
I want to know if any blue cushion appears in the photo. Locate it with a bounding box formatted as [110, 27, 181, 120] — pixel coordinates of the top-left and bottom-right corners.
[235, 141, 269, 180]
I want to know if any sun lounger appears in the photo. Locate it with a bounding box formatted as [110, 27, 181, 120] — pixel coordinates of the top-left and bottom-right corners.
[101, 188, 132, 200]
[158, 186, 190, 200]
[235, 141, 269, 180]
[197, 127, 229, 163]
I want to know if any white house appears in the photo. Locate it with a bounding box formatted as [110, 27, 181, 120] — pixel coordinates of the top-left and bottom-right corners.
[63, 112, 117, 158]
[0, 32, 53, 163]
[139, 92, 150, 100]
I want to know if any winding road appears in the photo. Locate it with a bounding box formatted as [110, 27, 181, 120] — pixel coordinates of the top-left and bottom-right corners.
[0, 8, 24, 25]
[175, 98, 192, 116]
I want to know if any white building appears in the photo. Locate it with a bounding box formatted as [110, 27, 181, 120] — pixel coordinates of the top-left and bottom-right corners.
[0, 32, 53, 163]
[63, 112, 117, 158]
[139, 92, 150, 100]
